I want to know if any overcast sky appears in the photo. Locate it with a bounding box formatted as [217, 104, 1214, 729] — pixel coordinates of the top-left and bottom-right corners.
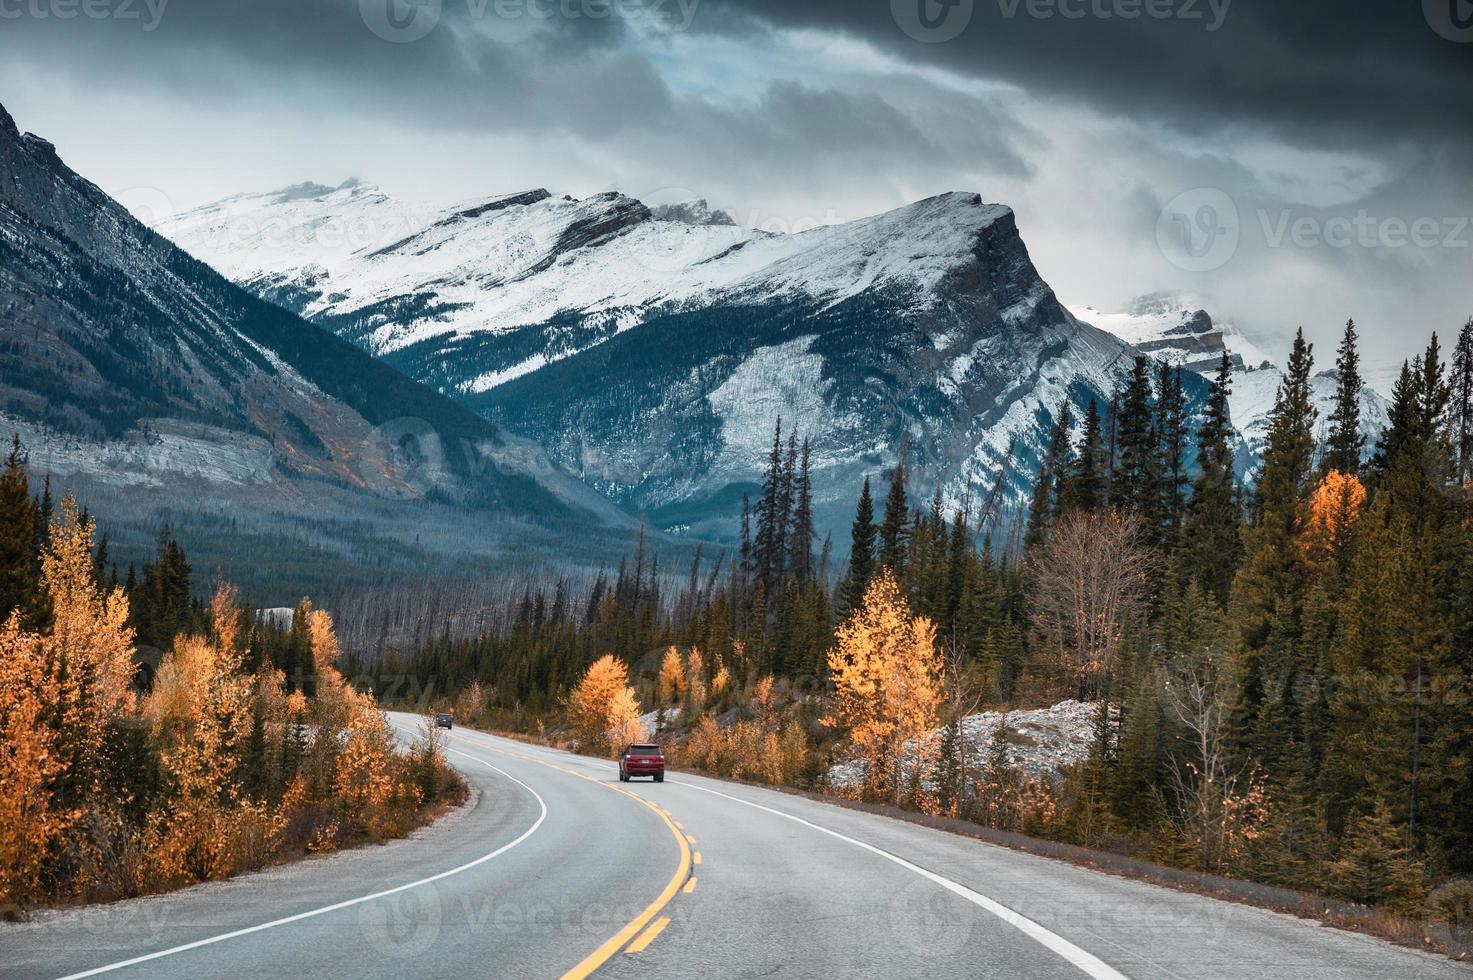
[2, 0, 1469, 385]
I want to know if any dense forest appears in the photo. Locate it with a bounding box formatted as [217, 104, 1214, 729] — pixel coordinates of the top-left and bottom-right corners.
[356, 317, 1473, 931]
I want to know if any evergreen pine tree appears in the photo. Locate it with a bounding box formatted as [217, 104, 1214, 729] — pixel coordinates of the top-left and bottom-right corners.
[0, 435, 37, 624]
[879, 445, 911, 574]
[791, 438, 816, 583]
[1232, 329, 1317, 775]
[1324, 318, 1365, 476]
[1112, 357, 1160, 530]
[754, 419, 786, 592]
[1370, 362, 1419, 483]
[1183, 352, 1241, 608]
[1156, 362, 1189, 543]
[840, 478, 877, 614]
[1025, 400, 1073, 551]
[1060, 399, 1106, 515]
[1452, 317, 1473, 484]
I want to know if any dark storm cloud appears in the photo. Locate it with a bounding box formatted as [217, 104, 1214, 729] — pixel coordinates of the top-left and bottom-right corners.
[0, 0, 1035, 171]
[702, 0, 1473, 151]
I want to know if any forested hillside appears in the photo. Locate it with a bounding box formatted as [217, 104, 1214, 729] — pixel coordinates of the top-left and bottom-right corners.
[359, 318, 1473, 935]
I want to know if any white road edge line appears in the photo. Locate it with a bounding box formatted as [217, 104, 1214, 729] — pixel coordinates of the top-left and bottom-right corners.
[54, 730, 547, 980]
[671, 778, 1129, 980]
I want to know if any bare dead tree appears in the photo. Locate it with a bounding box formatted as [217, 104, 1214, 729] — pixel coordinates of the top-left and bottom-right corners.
[1027, 510, 1153, 699]
[1163, 639, 1267, 873]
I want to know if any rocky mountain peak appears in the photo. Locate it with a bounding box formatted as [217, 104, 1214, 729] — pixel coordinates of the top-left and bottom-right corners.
[650, 199, 736, 227]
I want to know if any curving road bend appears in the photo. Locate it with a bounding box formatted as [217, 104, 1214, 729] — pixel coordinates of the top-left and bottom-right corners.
[2, 713, 1466, 980]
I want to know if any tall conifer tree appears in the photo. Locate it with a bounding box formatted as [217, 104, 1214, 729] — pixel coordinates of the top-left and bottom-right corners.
[879, 445, 910, 574]
[1183, 352, 1240, 608]
[1452, 317, 1473, 484]
[1233, 329, 1317, 774]
[1060, 399, 1106, 515]
[1324, 318, 1365, 476]
[841, 478, 877, 613]
[0, 435, 37, 624]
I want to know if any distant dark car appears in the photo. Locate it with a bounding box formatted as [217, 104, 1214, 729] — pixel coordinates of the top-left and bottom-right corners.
[619, 743, 664, 782]
[435, 713, 453, 729]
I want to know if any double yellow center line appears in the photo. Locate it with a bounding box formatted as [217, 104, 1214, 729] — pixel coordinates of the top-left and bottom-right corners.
[466, 739, 697, 977]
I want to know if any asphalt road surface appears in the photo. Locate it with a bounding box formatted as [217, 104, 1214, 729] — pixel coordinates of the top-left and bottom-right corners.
[3, 713, 1467, 980]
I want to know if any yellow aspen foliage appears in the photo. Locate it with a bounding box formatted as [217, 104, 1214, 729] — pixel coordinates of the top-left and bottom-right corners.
[210, 584, 243, 662]
[42, 495, 136, 795]
[1303, 469, 1367, 561]
[0, 509, 463, 905]
[752, 674, 778, 730]
[301, 608, 353, 800]
[658, 646, 687, 704]
[0, 616, 68, 906]
[686, 648, 707, 711]
[710, 660, 731, 700]
[453, 680, 488, 722]
[825, 570, 943, 806]
[567, 654, 644, 755]
[147, 625, 254, 881]
[335, 702, 398, 837]
[608, 687, 645, 754]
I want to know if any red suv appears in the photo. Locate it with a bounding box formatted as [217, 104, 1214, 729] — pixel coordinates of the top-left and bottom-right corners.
[619, 743, 665, 782]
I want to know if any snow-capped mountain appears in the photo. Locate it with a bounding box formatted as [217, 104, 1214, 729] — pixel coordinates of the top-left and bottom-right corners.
[159, 181, 1197, 537]
[0, 102, 627, 576]
[1070, 293, 1390, 471]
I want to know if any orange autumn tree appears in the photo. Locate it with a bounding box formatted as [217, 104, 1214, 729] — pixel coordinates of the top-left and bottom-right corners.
[42, 496, 137, 807]
[658, 646, 687, 705]
[0, 496, 139, 904]
[568, 654, 643, 756]
[825, 570, 943, 806]
[0, 616, 65, 905]
[146, 586, 262, 881]
[1303, 469, 1368, 563]
[685, 648, 707, 712]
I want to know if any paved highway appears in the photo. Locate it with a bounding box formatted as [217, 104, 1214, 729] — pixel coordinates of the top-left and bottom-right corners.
[2, 714, 1466, 979]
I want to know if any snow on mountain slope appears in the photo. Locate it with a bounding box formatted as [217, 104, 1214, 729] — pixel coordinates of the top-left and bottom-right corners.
[1068, 292, 1272, 374]
[0, 101, 626, 532]
[1071, 292, 1389, 471]
[160, 182, 1188, 536]
[162, 184, 1014, 381]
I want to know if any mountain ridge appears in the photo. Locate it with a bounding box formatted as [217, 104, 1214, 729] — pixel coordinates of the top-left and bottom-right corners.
[159, 179, 1187, 537]
[1069, 292, 1391, 471]
[0, 101, 635, 595]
